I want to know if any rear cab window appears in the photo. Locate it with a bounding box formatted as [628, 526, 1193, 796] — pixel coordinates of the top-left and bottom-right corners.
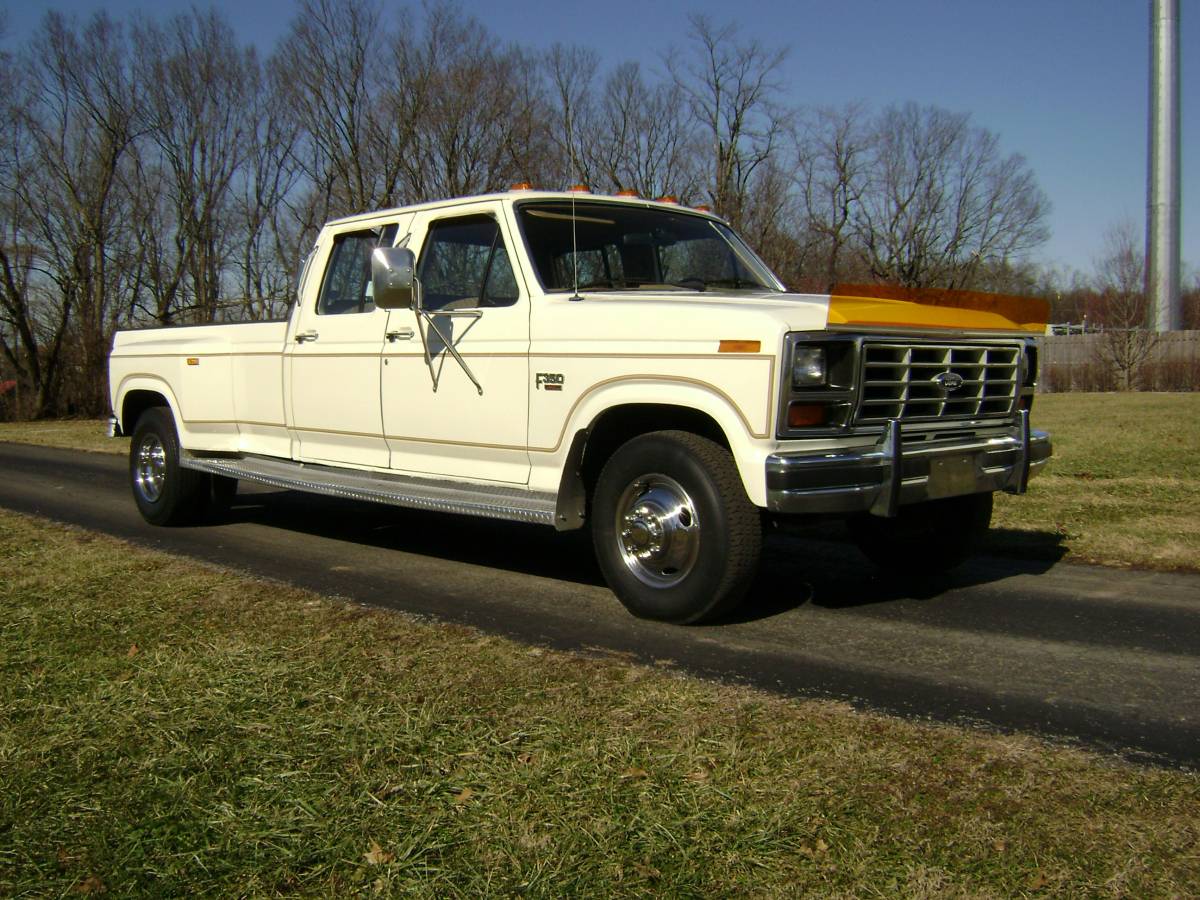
[317, 223, 399, 315]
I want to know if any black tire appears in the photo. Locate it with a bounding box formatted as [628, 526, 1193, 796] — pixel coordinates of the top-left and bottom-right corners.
[848, 492, 994, 576]
[591, 430, 762, 624]
[129, 407, 208, 526]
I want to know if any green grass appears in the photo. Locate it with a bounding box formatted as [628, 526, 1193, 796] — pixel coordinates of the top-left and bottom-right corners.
[3, 393, 1197, 572]
[990, 393, 1200, 570]
[1, 510, 1197, 896]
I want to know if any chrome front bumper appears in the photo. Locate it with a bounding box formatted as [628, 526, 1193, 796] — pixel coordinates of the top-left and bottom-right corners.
[765, 411, 1051, 518]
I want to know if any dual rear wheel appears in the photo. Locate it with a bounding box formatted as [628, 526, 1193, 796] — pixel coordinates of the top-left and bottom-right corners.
[129, 408, 236, 526]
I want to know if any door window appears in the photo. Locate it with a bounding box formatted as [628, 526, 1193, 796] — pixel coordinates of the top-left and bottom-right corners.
[317, 224, 398, 315]
[418, 215, 519, 311]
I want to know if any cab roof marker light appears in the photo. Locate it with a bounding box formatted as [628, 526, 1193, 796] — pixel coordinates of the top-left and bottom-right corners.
[568, 184, 591, 193]
[510, 181, 534, 191]
[656, 195, 679, 204]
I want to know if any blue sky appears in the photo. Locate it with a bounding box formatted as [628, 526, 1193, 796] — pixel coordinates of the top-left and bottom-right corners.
[4, 0, 1196, 278]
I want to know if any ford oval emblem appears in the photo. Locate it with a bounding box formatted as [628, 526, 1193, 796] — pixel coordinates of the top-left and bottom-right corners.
[933, 371, 965, 392]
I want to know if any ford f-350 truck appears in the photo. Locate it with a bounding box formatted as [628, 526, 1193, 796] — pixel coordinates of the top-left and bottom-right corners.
[108, 189, 1050, 623]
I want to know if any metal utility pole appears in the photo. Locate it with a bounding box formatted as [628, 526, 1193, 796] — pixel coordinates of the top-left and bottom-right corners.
[1147, 0, 1182, 332]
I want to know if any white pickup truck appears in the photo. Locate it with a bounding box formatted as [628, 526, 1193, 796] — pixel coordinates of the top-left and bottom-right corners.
[108, 189, 1050, 623]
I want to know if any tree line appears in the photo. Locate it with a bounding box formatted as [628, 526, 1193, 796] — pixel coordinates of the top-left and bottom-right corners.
[0, 0, 1076, 418]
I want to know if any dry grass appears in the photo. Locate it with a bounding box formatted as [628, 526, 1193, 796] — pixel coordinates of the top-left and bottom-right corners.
[1, 510, 1198, 896]
[0, 418, 124, 455]
[990, 393, 1200, 571]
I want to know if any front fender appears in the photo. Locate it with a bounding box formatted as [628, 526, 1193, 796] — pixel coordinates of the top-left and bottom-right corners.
[550, 376, 773, 506]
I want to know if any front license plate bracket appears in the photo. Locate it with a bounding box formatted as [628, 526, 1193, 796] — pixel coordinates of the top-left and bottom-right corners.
[927, 453, 977, 499]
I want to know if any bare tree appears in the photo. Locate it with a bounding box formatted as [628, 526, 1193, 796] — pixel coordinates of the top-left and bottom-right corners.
[0, 3, 1071, 418]
[133, 9, 259, 323]
[668, 15, 789, 228]
[791, 103, 872, 290]
[854, 103, 1049, 289]
[396, 6, 543, 198]
[273, 0, 392, 221]
[590, 62, 701, 200]
[544, 43, 599, 188]
[231, 61, 302, 322]
[4, 12, 139, 415]
[1093, 220, 1157, 389]
[737, 158, 803, 286]
[0, 24, 36, 416]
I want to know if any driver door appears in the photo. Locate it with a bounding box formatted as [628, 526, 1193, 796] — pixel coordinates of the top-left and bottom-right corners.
[380, 205, 531, 484]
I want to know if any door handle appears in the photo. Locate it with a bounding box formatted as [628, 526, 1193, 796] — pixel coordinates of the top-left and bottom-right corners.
[385, 328, 414, 342]
[295, 330, 319, 343]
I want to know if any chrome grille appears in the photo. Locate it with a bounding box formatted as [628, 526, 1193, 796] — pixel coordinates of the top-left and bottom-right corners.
[856, 342, 1020, 424]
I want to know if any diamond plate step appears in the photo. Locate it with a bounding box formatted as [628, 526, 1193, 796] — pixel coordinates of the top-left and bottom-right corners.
[182, 453, 557, 526]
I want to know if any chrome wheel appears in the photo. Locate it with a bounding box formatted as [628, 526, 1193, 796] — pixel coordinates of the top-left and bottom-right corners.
[614, 474, 701, 588]
[134, 434, 167, 503]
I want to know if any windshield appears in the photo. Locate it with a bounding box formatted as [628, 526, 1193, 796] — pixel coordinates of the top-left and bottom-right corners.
[516, 201, 781, 293]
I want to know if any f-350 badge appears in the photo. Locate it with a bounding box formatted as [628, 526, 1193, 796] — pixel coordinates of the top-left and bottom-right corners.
[536, 372, 564, 392]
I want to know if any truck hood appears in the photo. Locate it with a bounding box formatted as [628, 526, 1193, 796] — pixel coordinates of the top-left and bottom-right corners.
[568, 284, 1048, 340]
[568, 289, 831, 332]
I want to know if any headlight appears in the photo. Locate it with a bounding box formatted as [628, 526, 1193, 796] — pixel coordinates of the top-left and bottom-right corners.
[791, 346, 826, 388]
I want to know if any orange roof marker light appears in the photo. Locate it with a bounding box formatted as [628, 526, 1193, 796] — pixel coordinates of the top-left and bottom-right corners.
[694, 204, 712, 212]
[615, 189, 640, 198]
[510, 181, 534, 191]
[568, 184, 592, 193]
[656, 195, 679, 204]
[827, 284, 1050, 334]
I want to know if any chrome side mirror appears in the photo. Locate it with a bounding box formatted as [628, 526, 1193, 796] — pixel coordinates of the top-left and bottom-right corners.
[371, 246, 416, 310]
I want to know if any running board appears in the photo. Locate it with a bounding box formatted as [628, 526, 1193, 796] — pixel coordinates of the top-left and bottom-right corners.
[181, 453, 558, 526]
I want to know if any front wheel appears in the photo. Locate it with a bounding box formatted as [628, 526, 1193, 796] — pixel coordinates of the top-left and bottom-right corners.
[848, 492, 993, 576]
[591, 431, 762, 624]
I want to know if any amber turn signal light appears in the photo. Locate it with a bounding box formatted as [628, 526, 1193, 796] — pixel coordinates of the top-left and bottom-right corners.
[718, 340, 761, 353]
[787, 402, 828, 428]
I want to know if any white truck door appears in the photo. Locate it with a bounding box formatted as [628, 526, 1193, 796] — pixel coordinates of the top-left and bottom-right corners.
[287, 220, 401, 468]
[381, 206, 531, 484]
